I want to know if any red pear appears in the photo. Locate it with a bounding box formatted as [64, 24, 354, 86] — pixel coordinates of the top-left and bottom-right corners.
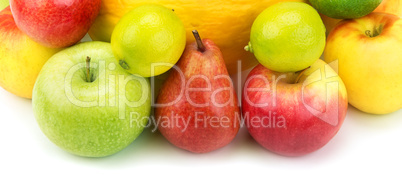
[155, 31, 240, 153]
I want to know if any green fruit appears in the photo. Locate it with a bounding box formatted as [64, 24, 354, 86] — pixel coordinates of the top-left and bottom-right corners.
[0, 0, 9, 11]
[111, 4, 186, 77]
[309, 0, 383, 19]
[32, 41, 151, 157]
[246, 2, 326, 72]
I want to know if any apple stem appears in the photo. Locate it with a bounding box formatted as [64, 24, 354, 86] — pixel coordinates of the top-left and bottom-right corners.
[295, 67, 310, 84]
[365, 25, 383, 38]
[365, 30, 372, 37]
[86, 56, 91, 82]
[192, 30, 206, 52]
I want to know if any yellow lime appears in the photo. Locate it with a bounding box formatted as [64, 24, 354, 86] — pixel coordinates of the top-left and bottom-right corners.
[89, 0, 308, 74]
[246, 2, 326, 72]
[111, 4, 186, 77]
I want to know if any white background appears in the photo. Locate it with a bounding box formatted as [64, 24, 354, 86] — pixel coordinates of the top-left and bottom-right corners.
[0, 36, 401, 185]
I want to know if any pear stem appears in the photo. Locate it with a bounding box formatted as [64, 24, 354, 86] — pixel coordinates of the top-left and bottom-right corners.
[86, 56, 91, 82]
[192, 30, 206, 52]
[295, 66, 310, 84]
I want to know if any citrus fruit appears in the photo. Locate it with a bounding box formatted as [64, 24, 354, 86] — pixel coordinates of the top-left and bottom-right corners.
[88, 0, 307, 74]
[246, 2, 326, 72]
[111, 4, 186, 77]
[309, 0, 383, 19]
[321, 0, 402, 35]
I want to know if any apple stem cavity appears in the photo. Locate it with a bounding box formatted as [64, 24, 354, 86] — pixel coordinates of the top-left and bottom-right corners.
[365, 25, 383, 38]
[86, 56, 91, 83]
[192, 30, 206, 52]
[365, 30, 377, 37]
[295, 66, 310, 84]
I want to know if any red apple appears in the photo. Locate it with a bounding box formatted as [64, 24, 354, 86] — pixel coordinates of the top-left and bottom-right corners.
[0, 7, 60, 98]
[321, 0, 402, 35]
[242, 60, 348, 156]
[9, 0, 101, 48]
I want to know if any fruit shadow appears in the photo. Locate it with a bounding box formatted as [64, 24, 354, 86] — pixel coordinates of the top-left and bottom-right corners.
[88, 123, 342, 169]
[346, 105, 402, 129]
[87, 127, 269, 168]
[70, 108, 355, 169]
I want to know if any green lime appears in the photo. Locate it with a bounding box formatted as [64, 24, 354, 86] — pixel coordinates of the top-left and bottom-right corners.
[245, 2, 326, 72]
[111, 4, 186, 77]
[309, 0, 383, 19]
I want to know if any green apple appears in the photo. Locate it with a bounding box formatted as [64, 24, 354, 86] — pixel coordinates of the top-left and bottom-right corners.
[0, 0, 8, 10]
[32, 41, 151, 157]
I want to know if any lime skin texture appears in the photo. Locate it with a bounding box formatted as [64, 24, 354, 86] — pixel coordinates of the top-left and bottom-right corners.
[111, 4, 186, 77]
[309, 0, 383, 19]
[246, 2, 326, 72]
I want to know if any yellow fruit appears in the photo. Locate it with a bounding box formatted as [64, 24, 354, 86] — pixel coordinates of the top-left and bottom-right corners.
[321, 0, 402, 35]
[88, 0, 307, 74]
[374, 0, 402, 16]
[324, 13, 402, 114]
[111, 5, 186, 77]
[0, 8, 60, 99]
[247, 2, 326, 72]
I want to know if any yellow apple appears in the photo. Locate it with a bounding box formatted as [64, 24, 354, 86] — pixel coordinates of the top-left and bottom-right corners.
[0, 7, 60, 98]
[321, 0, 402, 34]
[324, 13, 402, 114]
[375, 0, 402, 16]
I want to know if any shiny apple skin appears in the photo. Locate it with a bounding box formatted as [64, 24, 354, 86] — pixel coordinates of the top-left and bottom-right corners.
[325, 13, 402, 114]
[10, 0, 101, 48]
[242, 61, 348, 156]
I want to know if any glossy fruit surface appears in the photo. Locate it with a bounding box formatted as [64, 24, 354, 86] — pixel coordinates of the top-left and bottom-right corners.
[324, 13, 402, 114]
[374, 0, 402, 16]
[33, 42, 151, 157]
[320, 0, 402, 35]
[10, 0, 101, 48]
[247, 2, 326, 72]
[309, 0, 383, 19]
[242, 60, 348, 156]
[156, 34, 240, 153]
[111, 4, 186, 77]
[88, 0, 307, 74]
[0, 7, 60, 98]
